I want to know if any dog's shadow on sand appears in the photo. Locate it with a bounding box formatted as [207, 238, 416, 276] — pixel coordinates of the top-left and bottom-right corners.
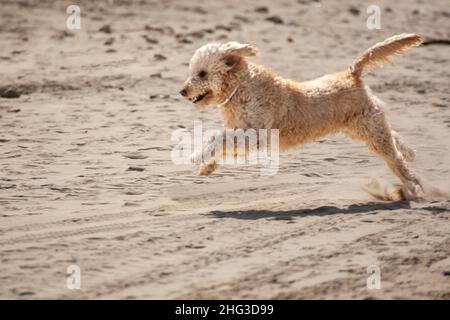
[209, 201, 446, 221]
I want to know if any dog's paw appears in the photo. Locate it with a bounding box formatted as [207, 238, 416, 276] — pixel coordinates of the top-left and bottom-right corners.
[190, 150, 203, 165]
[404, 182, 426, 201]
[199, 162, 218, 176]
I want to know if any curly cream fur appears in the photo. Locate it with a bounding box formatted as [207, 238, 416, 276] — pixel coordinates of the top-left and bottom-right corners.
[181, 35, 425, 200]
[350, 33, 423, 77]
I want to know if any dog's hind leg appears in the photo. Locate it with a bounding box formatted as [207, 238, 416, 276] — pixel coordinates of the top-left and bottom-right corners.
[346, 111, 424, 200]
[392, 130, 416, 162]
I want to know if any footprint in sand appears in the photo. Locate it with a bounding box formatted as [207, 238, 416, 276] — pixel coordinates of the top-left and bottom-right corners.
[123, 153, 148, 160]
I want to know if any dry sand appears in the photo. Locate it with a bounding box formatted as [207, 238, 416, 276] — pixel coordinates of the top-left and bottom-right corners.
[0, 0, 449, 299]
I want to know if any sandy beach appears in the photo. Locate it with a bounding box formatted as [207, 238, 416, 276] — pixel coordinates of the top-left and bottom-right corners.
[0, 0, 449, 299]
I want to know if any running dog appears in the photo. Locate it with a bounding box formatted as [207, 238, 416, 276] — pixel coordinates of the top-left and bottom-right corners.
[180, 34, 424, 200]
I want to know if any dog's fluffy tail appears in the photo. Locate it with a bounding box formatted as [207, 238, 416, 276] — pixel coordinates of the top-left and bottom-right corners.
[350, 33, 423, 78]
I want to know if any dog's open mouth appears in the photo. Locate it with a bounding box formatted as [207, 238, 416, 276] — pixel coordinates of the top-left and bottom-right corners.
[190, 91, 210, 104]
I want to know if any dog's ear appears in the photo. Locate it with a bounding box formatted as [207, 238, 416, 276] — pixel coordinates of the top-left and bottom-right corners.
[222, 54, 241, 69]
[224, 42, 258, 57]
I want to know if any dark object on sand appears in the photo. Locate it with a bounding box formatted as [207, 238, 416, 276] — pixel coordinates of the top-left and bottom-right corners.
[99, 24, 112, 34]
[127, 166, 145, 172]
[0, 86, 21, 98]
[422, 38, 450, 46]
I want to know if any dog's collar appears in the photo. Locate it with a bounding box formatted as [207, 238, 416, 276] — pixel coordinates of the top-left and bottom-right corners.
[217, 84, 239, 108]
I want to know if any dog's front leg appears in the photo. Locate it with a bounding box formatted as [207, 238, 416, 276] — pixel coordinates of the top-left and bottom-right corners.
[198, 162, 219, 176]
[190, 130, 226, 176]
[190, 129, 253, 176]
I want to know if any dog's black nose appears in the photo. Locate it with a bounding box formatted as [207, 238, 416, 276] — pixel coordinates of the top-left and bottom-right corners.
[179, 89, 187, 97]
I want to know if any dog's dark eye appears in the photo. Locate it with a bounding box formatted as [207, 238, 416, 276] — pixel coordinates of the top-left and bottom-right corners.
[198, 70, 207, 78]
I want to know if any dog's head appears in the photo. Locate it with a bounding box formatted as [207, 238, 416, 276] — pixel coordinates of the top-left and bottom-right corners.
[180, 41, 258, 107]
